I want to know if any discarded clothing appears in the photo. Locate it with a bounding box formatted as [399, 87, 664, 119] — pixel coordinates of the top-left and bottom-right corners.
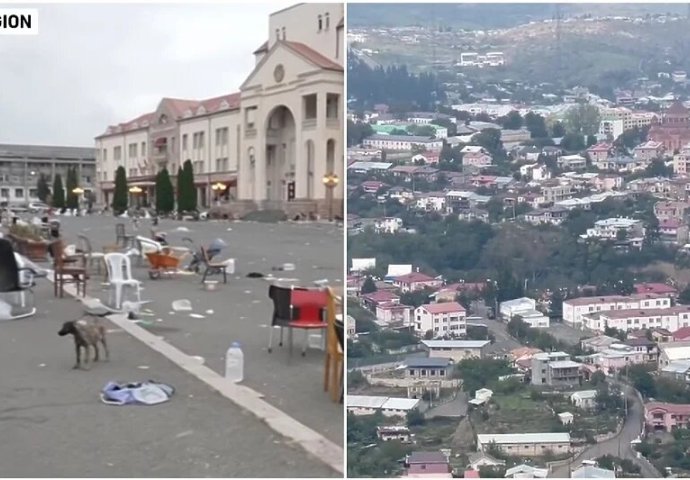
[100, 380, 174, 406]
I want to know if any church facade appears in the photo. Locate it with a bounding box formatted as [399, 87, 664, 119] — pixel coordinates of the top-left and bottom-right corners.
[648, 101, 690, 154]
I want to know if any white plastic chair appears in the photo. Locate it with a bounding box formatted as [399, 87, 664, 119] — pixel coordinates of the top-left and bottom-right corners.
[104, 252, 142, 310]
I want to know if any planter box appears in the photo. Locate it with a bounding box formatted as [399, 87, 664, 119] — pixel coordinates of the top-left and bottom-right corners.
[7, 233, 49, 261]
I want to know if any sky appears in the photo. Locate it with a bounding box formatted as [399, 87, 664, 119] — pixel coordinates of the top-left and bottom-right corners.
[0, 3, 284, 146]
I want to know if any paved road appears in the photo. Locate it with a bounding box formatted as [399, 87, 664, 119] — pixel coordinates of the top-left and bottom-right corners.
[0, 283, 338, 477]
[51, 214, 344, 446]
[550, 383, 659, 478]
[424, 391, 468, 419]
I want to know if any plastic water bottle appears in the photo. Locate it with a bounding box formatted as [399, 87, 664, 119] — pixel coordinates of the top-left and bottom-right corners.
[225, 342, 244, 383]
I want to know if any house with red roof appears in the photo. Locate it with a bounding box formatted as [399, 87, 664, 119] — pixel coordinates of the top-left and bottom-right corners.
[634, 283, 678, 298]
[361, 290, 400, 310]
[674, 326, 690, 342]
[414, 302, 467, 338]
[404, 451, 452, 478]
[645, 402, 690, 432]
[393, 273, 443, 293]
[587, 142, 613, 166]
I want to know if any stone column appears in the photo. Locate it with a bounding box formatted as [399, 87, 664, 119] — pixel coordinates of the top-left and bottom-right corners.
[254, 131, 267, 202]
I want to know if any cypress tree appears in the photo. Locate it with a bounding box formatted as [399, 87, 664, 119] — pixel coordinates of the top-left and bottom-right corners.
[155, 168, 175, 214]
[52, 174, 65, 209]
[36, 174, 50, 202]
[112, 166, 128, 215]
[176, 166, 184, 213]
[180, 159, 197, 212]
[65, 167, 79, 210]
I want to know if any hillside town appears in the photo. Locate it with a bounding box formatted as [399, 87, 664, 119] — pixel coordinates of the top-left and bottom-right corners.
[346, 6, 690, 479]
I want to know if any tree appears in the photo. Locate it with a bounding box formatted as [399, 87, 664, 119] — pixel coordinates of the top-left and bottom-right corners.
[65, 166, 79, 210]
[176, 166, 184, 212]
[549, 289, 565, 319]
[561, 133, 586, 152]
[406, 409, 425, 427]
[347, 120, 374, 147]
[112, 166, 129, 215]
[524, 112, 549, 138]
[586, 134, 598, 147]
[361, 277, 377, 294]
[550, 121, 566, 138]
[36, 174, 50, 202]
[51, 174, 65, 209]
[473, 128, 503, 157]
[680, 285, 690, 304]
[500, 111, 523, 130]
[564, 103, 601, 136]
[177, 160, 197, 212]
[155, 168, 175, 214]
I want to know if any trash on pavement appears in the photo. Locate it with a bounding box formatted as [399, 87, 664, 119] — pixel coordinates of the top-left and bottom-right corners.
[205, 309, 214, 315]
[189, 313, 205, 319]
[176, 226, 190, 232]
[172, 299, 192, 312]
[100, 380, 174, 406]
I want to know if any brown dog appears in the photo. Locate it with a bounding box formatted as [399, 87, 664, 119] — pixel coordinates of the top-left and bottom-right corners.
[58, 317, 109, 369]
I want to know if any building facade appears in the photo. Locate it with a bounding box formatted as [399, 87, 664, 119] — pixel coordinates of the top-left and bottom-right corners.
[648, 101, 690, 152]
[563, 293, 674, 328]
[0, 144, 95, 205]
[414, 302, 467, 338]
[95, 3, 344, 217]
[476, 433, 571, 457]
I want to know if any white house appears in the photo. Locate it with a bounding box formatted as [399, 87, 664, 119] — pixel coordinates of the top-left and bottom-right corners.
[476, 433, 571, 457]
[374, 217, 403, 234]
[562, 293, 673, 328]
[499, 297, 549, 328]
[414, 302, 467, 338]
[347, 395, 420, 417]
[581, 217, 646, 245]
[421, 339, 490, 362]
[570, 390, 598, 410]
[558, 412, 574, 425]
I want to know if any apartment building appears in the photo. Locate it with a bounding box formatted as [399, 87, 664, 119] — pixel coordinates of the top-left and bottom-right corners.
[581, 217, 646, 245]
[421, 340, 490, 362]
[674, 144, 690, 176]
[563, 293, 673, 328]
[362, 134, 443, 152]
[96, 3, 344, 216]
[634, 140, 665, 162]
[645, 402, 690, 432]
[531, 352, 581, 387]
[0, 144, 95, 205]
[414, 302, 467, 338]
[542, 184, 573, 204]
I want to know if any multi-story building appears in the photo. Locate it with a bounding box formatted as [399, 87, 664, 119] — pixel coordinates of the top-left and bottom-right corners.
[531, 352, 581, 387]
[0, 144, 95, 205]
[542, 184, 573, 204]
[404, 357, 452, 379]
[362, 134, 443, 152]
[649, 101, 690, 152]
[634, 140, 665, 162]
[563, 293, 673, 328]
[645, 402, 690, 432]
[581, 217, 646, 245]
[373, 217, 403, 234]
[586, 143, 612, 164]
[414, 302, 467, 338]
[654, 201, 690, 221]
[673, 143, 690, 175]
[421, 340, 490, 362]
[393, 273, 443, 293]
[347, 395, 420, 417]
[96, 3, 344, 217]
[476, 433, 571, 457]
[375, 303, 413, 326]
[557, 154, 587, 170]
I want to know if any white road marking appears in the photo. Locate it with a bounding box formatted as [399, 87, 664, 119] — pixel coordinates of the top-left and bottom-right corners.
[53, 281, 344, 474]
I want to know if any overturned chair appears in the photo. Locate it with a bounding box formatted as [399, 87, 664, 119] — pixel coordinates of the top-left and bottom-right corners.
[0, 238, 45, 320]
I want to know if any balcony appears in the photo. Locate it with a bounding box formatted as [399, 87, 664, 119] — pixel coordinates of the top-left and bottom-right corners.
[302, 118, 317, 130]
[326, 117, 340, 129]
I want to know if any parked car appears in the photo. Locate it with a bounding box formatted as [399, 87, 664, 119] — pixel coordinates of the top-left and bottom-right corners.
[28, 202, 49, 213]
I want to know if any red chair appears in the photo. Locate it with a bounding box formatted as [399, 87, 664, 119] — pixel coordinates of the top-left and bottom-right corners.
[287, 288, 329, 358]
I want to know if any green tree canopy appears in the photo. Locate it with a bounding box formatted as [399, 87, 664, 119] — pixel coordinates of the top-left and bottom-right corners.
[112, 166, 128, 215]
[361, 277, 377, 294]
[52, 174, 65, 209]
[155, 168, 175, 214]
[36, 173, 50, 203]
[564, 103, 602, 136]
[177, 160, 197, 212]
[65, 166, 79, 210]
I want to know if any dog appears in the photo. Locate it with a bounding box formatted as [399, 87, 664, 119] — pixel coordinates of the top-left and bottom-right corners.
[58, 317, 109, 370]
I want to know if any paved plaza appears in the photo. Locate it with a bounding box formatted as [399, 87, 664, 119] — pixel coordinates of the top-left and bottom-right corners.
[0, 214, 344, 477]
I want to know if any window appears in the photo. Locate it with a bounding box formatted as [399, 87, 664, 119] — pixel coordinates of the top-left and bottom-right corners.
[103, 149, 108, 162]
[14, 188, 23, 198]
[141, 142, 146, 156]
[183, 134, 188, 151]
[1, 188, 8, 198]
[281, 27, 286, 40]
[129, 143, 138, 158]
[114, 146, 122, 161]
[275, 28, 280, 41]
[303, 94, 317, 120]
[325, 13, 330, 29]
[318, 15, 322, 31]
[245, 107, 257, 129]
[216, 127, 229, 146]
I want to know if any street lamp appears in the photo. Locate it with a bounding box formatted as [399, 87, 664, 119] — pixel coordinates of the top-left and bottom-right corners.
[211, 182, 227, 205]
[129, 185, 143, 209]
[71, 187, 84, 215]
[322, 173, 339, 222]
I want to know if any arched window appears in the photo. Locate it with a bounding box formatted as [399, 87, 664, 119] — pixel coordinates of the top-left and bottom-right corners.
[317, 15, 323, 31]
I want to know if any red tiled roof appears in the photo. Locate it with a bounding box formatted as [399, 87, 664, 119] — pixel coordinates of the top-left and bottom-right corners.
[394, 272, 436, 284]
[634, 283, 678, 295]
[587, 142, 612, 152]
[464, 470, 480, 478]
[362, 290, 399, 303]
[284, 41, 343, 72]
[419, 302, 466, 315]
[666, 101, 689, 115]
[646, 402, 690, 415]
[674, 326, 690, 340]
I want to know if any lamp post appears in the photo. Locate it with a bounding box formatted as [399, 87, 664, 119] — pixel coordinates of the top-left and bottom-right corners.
[211, 182, 227, 206]
[72, 187, 84, 215]
[322, 173, 339, 222]
[129, 185, 143, 209]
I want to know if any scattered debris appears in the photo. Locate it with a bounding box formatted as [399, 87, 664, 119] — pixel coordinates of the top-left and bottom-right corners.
[172, 299, 192, 312]
[38, 363, 46, 368]
[176, 226, 190, 232]
[100, 380, 175, 406]
[246, 272, 264, 278]
[137, 365, 150, 370]
[190, 356, 205, 364]
[244, 290, 252, 294]
[226, 227, 232, 231]
[189, 313, 205, 319]
[272, 263, 295, 271]
[205, 309, 214, 315]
